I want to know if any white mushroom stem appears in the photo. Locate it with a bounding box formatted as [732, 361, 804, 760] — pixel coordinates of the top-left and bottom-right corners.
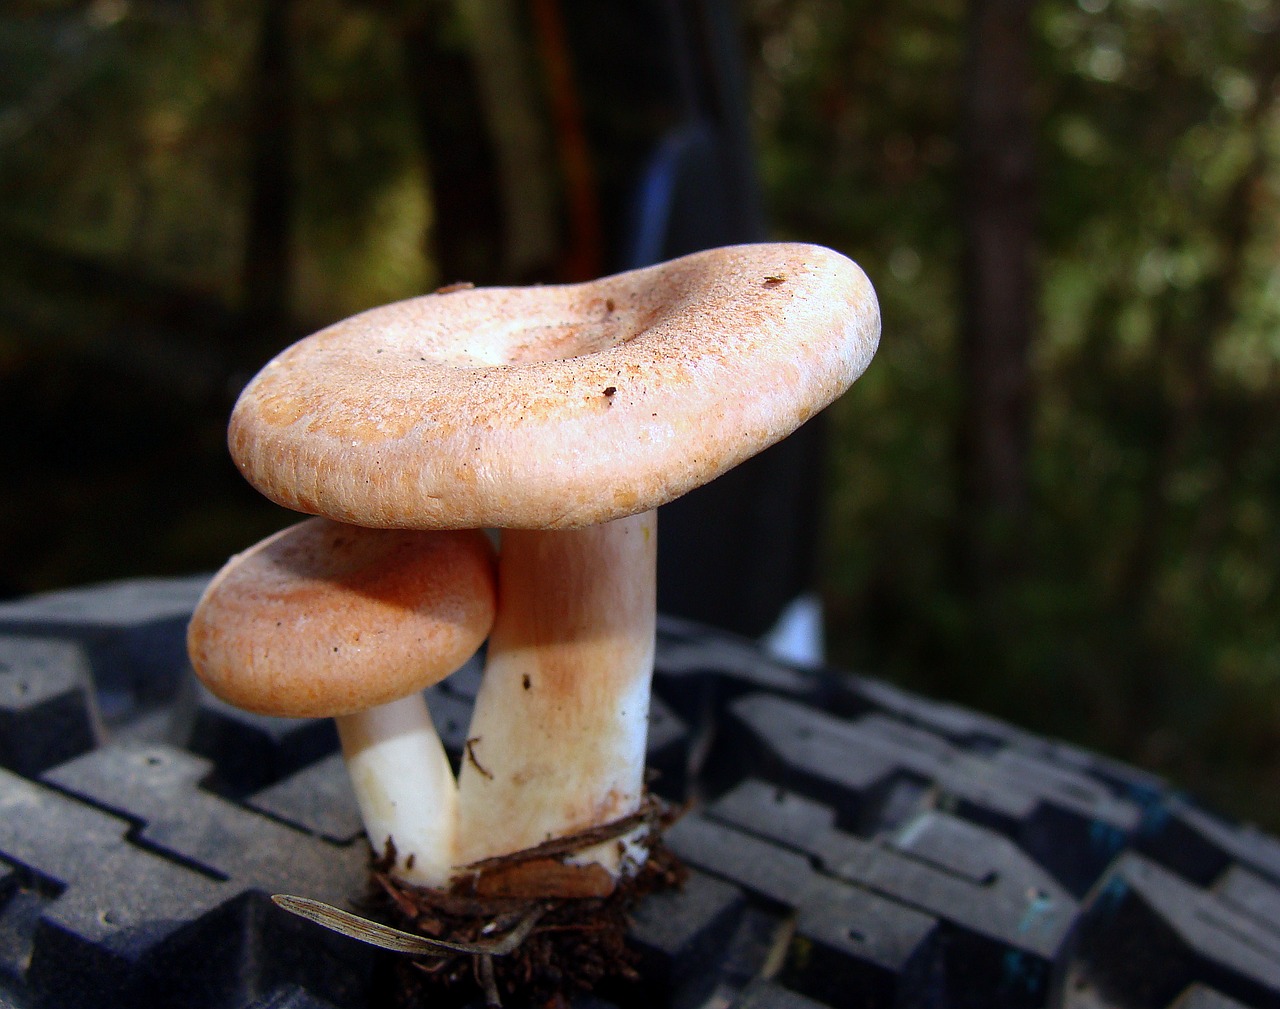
[336, 693, 458, 888]
[455, 511, 656, 876]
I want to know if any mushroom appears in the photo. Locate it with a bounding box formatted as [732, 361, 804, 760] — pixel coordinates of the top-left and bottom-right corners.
[225, 242, 880, 886]
[187, 517, 496, 887]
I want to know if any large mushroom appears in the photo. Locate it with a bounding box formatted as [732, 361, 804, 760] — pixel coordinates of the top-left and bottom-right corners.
[225, 242, 879, 887]
[187, 517, 496, 887]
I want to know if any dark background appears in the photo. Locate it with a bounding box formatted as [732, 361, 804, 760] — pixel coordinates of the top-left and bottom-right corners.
[2, 0, 1278, 828]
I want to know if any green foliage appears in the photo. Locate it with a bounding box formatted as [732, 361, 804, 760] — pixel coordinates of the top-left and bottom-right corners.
[744, 0, 1280, 824]
[0, 1, 432, 320]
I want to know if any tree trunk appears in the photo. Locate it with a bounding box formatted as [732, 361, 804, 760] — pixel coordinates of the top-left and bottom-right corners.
[398, 5, 506, 286]
[955, 0, 1037, 593]
[242, 0, 295, 360]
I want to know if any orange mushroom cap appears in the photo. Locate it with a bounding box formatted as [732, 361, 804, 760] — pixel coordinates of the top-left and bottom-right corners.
[187, 518, 496, 718]
[227, 243, 880, 531]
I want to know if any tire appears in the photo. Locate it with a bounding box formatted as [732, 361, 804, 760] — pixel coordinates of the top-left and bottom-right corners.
[0, 577, 1278, 1009]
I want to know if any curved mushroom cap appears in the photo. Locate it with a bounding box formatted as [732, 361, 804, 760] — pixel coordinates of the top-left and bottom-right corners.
[187, 518, 496, 718]
[229, 242, 880, 530]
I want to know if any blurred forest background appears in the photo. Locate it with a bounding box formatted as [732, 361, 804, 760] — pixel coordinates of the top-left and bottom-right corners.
[1, 0, 1278, 828]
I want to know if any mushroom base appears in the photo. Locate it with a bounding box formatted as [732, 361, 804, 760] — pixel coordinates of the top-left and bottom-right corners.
[366, 797, 684, 1007]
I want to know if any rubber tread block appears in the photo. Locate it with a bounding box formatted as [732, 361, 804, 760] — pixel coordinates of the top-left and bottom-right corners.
[139, 891, 373, 1009]
[1067, 852, 1280, 1009]
[246, 752, 364, 845]
[706, 905, 797, 999]
[0, 577, 210, 713]
[0, 766, 229, 1006]
[0, 637, 100, 777]
[708, 780, 1071, 1007]
[0, 578, 209, 629]
[729, 692, 1141, 893]
[42, 741, 366, 906]
[665, 812, 941, 1007]
[184, 684, 340, 797]
[18, 747, 374, 1006]
[843, 675, 1022, 751]
[626, 869, 745, 1007]
[833, 711, 1137, 852]
[5, 576, 1280, 1008]
[652, 634, 829, 728]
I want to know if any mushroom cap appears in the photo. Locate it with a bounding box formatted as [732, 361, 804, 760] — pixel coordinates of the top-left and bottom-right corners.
[187, 518, 496, 718]
[229, 242, 880, 530]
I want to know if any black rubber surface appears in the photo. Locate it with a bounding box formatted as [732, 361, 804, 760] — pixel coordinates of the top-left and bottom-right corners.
[1, 576, 1278, 1008]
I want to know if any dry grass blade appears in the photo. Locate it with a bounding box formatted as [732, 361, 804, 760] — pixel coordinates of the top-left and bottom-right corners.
[271, 894, 544, 956]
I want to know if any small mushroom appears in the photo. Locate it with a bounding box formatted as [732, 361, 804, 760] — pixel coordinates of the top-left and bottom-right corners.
[225, 242, 880, 884]
[187, 517, 496, 887]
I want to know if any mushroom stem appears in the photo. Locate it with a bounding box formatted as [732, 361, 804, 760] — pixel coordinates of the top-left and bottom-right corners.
[455, 510, 656, 875]
[336, 693, 458, 887]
